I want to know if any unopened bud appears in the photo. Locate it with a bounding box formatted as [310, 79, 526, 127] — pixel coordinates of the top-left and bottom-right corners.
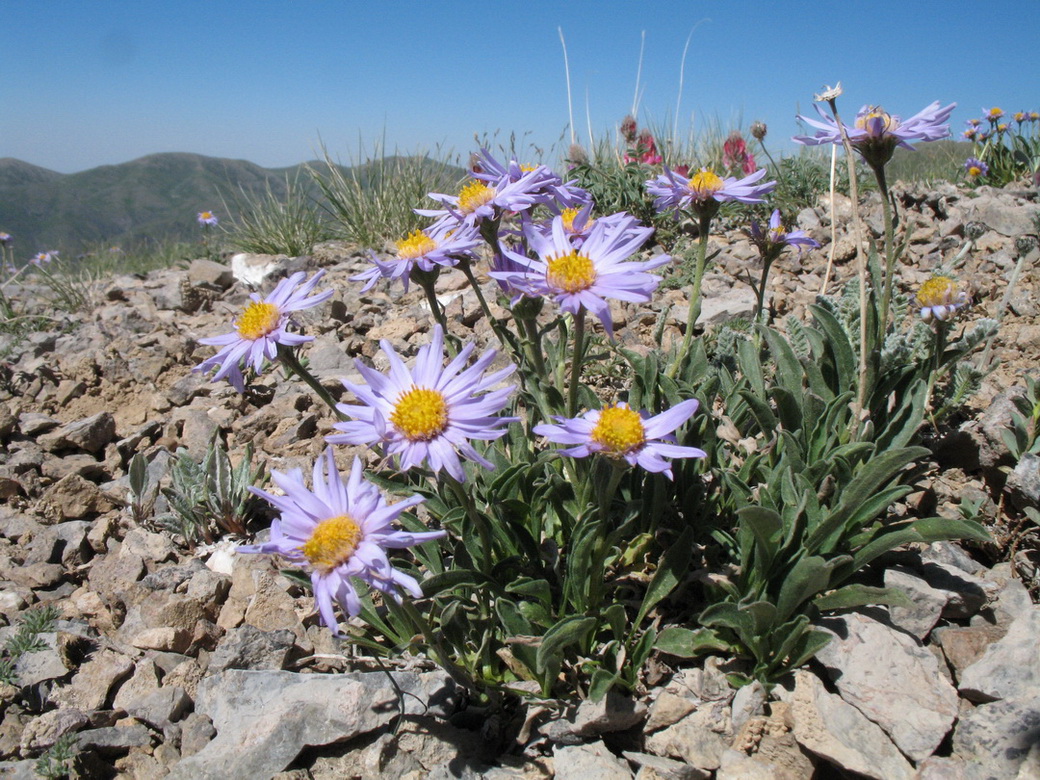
[965, 221, 986, 240]
[620, 115, 638, 143]
[567, 143, 589, 166]
[750, 121, 767, 141]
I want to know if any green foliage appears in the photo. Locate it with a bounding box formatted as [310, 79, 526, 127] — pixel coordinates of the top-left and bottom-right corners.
[1002, 374, 1040, 461]
[223, 172, 335, 256]
[157, 436, 266, 547]
[966, 116, 1040, 186]
[34, 732, 77, 779]
[308, 143, 465, 248]
[887, 140, 974, 184]
[0, 605, 60, 685]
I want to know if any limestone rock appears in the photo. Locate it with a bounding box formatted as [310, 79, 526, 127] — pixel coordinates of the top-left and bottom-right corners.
[553, 741, 632, 780]
[780, 670, 913, 780]
[959, 606, 1040, 702]
[815, 613, 958, 760]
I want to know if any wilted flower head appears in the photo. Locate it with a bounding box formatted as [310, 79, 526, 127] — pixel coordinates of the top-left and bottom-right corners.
[748, 210, 820, 257]
[240, 447, 445, 634]
[646, 166, 776, 219]
[533, 399, 706, 480]
[814, 83, 843, 102]
[329, 325, 518, 483]
[0, 232, 11, 247]
[194, 270, 333, 392]
[917, 276, 970, 324]
[964, 157, 989, 180]
[489, 213, 668, 338]
[567, 143, 589, 166]
[963, 127, 978, 141]
[750, 121, 768, 141]
[351, 220, 480, 293]
[620, 115, 638, 143]
[794, 101, 956, 169]
[197, 211, 218, 227]
[984, 107, 1004, 123]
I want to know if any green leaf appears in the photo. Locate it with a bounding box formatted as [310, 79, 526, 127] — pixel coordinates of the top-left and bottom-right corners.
[813, 584, 914, 612]
[634, 526, 693, 627]
[738, 506, 783, 572]
[810, 304, 855, 393]
[588, 669, 622, 702]
[420, 569, 490, 597]
[777, 555, 851, 622]
[536, 615, 598, 673]
[654, 626, 732, 659]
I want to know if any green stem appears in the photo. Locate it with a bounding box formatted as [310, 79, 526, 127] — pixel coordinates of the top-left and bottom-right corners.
[398, 599, 480, 694]
[458, 259, 508, 350]
[666, 214, 712, 380]
[568, 308, 586, 418]
[276, 346, 345, 420]
[874, 164, 896, 339]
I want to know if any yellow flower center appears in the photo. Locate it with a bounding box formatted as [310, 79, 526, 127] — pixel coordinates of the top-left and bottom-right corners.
[520, 164, 538, 172]
[998, 123, 1008, 133]
[591, 405, 646, 455]
[917, 276, 957, 307]
[457, 181, 495, 214]
[968, 165, 983, 177]
[236, 301, 281, 340]
[855, 108, 896, 135]
[396, 229, 438, 259]
[546, 251, 596, 293]
[989, 107, 1003, 118]
[300, 514, 362, 575]
[688, 170, 724, 199]
[390, 386, 449, 441]
[560, 208, 594, 233]
[200, 211, 213, 220]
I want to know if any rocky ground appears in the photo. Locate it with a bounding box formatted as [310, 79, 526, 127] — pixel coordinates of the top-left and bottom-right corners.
[0, 180, 1037, 778]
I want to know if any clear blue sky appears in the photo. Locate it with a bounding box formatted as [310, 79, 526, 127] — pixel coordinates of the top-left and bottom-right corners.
[3, 1, 1038, 174]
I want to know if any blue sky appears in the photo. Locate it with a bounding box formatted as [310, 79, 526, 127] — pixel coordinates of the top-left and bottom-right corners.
[3, 1, 1038, 173]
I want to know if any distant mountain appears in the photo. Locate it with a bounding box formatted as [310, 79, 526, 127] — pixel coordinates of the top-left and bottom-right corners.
[0, 152, 462, 257]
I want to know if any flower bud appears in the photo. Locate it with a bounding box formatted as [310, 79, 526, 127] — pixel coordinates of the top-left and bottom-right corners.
[750, 121, 767, 141]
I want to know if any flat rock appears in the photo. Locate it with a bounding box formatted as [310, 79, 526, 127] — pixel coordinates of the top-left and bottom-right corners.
[883, 566, 946, 639]
[166, 669, 458, 780]
[49, 648, 134, 711]
[951, 689, 1040, 778]
[779, 670, 913, 780]
[815, 612, 958, 760]
[553, 741, 632, 780]
[644, 700, 731, 771]
[933, 624, 1007, 678]
[208, 625, 295, 673]
[958, 605, 1040, 702]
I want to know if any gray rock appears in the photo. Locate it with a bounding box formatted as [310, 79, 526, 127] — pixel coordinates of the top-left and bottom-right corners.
[951, 689, 1040, 778]
[730, 679, 767, 735]
[554, 741, 632, 780]
[76, 723, 154, 756]
[41, 412, 116, 454]
[815, 613, 958, 761]
[188, 259, 234, 290]
[568, 690, 647, 737]
[230, 253, 286, 286]
[166, 669, 457, 780]
[19, 707, 88, 753]
[1007, 452, 1040, 510]
[124, 686, 191, 728]
[916, 560, 991, 618]
[934, 624, 1007, 679]
[959, 606, 1040, 702]
[623, 751, 706, 780]
[779, 670, 913, 780]
[178, 711, 216, 758]
[0, 760, 40, 780]
[49, 648, 134, 711]
[883, 566, 947, 638]
[14, 633, 70, 687]
[208, 625, 295, 673]
[967, 196, 1039, 236]
[644, 699, 730, 771]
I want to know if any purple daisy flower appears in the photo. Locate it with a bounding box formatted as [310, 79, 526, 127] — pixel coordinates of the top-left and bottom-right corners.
[240, 447, 445, 634]
[964, 157, 989, 180]
[646, 167, 776, 218]
[489, 213, 669, 338]
[194, 270, 333, 392]
[30, 251, 57, 266]
[917, 276, 970, 324]
[351, 221, 481, 293]
[533, 398, 706, 480]
[794, 101, 956, 168]
[748, 210, 820, 256]
[197, 210, 219, 227]
[417, 151, 559, 227]
[328, 324, 518, 483]
[984, 107, 1004, 123]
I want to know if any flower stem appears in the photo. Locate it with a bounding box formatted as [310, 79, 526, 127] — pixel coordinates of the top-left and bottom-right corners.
[276, 345, 346, 420]
[458, 259, 508, 350]
[568, 308, 586, 418]
[446, 475, 494, 574]
[397, 599, 481, 694]
[666, 214, 711, 380]
[874, 164, 896, 338]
